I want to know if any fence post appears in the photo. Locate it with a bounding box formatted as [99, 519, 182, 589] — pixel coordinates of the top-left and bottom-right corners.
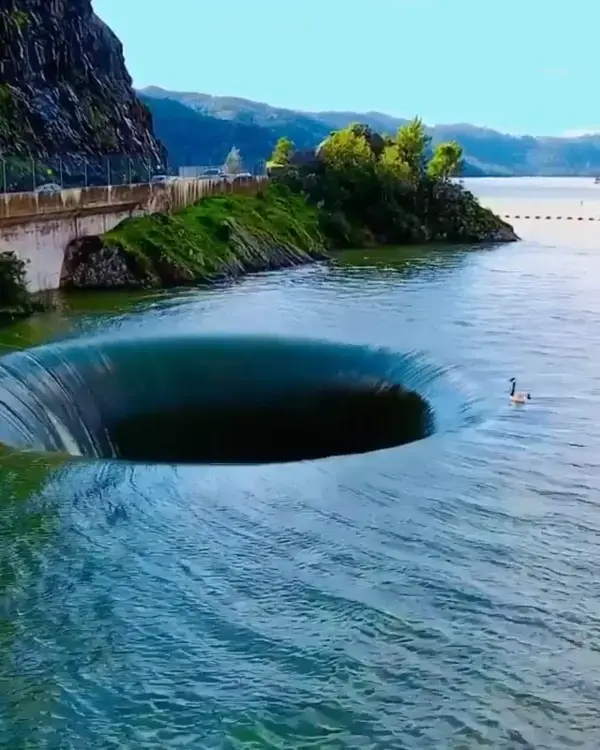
[83, 157, 88, 188]
[31, 155, 36, 191]
[106, 156, 111, 187]
[128, 157, 132, 185]
[1, 157, 6, 194]
[59, 157, 63, 188]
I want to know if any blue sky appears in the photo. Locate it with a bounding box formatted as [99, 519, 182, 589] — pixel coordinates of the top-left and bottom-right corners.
[93, 0, 598, 136]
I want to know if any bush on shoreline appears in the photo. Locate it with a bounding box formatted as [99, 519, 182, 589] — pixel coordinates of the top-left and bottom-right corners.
[0, 251, 30, 316]
[0, 252, 59, 322]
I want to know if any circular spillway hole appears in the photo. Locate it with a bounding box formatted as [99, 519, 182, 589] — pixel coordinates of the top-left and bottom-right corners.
[0, 335, 436, 465]
[110, 383, 432, 464]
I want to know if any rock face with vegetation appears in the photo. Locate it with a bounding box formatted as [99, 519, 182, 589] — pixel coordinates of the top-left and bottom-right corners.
[0, 1, 163, 160]
[61, 184, 328, 289]
[269, 120, 518, 247]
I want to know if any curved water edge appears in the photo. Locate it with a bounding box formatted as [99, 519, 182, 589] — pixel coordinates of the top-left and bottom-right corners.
[0, 332, 481, 465]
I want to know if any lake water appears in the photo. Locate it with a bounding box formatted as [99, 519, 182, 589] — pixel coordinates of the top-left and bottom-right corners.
[1, 179, 599, 748]
[462, 176, 600, 202]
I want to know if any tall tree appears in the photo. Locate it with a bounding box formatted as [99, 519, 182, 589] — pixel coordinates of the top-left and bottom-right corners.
[271, 137, 295, 165]
[395, 117, 430, 184]
[224, 146, 242, 174]
[378, 144, 411, 182]
[318, 127, 374, 175]
[427, 141, 464, 181]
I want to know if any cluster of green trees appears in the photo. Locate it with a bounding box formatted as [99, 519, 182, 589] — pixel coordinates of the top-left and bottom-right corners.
[267, 119, 506, 247]
[272, 118, 462, 182]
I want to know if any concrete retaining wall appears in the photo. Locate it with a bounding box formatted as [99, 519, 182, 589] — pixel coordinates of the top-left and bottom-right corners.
[0, 176, 267, 292]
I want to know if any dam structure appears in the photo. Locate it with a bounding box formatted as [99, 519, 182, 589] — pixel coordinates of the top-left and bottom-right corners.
[0, 176, 267, 292]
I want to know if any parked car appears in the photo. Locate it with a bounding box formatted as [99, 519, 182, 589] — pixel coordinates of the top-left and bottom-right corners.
[34, 182, 62, 194]
[219, 172, 253, 184]
[202, 168, 223, 177]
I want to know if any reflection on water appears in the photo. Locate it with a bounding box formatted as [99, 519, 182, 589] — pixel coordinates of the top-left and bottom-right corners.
[335, 243, 478, 274]
[0, 288, 167, 353]
[0, 235, 599, 748]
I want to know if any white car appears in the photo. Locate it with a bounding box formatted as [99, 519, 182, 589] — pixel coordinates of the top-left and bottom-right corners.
[34, 182, 62, 194]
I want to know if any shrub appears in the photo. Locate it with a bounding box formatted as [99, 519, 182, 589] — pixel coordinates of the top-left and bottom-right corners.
[0, 251, 29, 309]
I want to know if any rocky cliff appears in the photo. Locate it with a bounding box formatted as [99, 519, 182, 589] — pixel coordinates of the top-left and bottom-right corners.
[0, 1, 164, 160]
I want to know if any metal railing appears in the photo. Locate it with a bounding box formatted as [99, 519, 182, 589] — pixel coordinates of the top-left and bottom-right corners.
[0, 153, 169, 195]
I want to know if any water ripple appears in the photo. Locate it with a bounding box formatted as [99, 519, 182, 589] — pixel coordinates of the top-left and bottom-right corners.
[0, 237, 600, 748]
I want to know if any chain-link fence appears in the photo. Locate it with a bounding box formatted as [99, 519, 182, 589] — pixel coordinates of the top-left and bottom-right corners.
[0, 154, 170, 194]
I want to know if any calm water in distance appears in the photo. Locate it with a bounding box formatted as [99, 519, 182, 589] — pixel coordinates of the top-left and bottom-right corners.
[462, 175, 600, 201]
[0, 178, 599, 748]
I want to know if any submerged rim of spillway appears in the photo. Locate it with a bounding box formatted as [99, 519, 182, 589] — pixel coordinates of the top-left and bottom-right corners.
[0, 333, 478, 467]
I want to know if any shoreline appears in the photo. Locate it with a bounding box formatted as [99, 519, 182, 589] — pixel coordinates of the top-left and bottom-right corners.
[58, 182, 516, 293]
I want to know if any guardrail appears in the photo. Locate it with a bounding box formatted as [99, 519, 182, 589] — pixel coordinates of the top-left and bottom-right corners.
[0, 175, 270, 223]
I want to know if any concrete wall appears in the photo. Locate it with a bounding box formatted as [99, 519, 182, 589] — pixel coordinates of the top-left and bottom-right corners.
[0, 176, 268, 292]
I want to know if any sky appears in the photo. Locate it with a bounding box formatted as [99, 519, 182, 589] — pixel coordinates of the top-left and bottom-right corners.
[92, 0, 599, 137]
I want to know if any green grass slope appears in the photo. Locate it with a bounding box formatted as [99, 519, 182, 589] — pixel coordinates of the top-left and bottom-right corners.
[102, 183, 327, 285]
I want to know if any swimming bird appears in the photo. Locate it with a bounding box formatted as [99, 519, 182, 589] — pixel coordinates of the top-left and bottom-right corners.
[509, 377, 530, 404]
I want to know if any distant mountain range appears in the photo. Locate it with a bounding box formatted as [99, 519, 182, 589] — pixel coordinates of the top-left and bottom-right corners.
[139, 86, 600, 177]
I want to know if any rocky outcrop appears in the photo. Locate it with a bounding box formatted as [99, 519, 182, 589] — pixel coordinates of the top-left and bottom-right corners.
[0, 1, 164, 160]
[61, 236, 149, 289]
[427, 182, 519, 243]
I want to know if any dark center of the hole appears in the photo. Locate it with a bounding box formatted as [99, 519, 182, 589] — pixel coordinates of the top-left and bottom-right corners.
[108, 383, 434, 465]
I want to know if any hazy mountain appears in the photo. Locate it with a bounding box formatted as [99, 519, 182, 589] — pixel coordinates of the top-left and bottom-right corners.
[140, 87, 600, 176]
[138, 94, 277, 169]
[141, 87, 331, 154]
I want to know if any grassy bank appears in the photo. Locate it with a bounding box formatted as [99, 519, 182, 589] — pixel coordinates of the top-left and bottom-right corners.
[62, 183, 328, 289]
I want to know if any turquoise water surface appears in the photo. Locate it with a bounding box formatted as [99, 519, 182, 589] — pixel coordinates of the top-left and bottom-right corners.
[0, 228, 599, 747]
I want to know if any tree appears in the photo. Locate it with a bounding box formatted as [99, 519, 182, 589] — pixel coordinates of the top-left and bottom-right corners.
[271, 137, 295, 165]
[318, 127, 374, 175]
[427, 141, 463, 181]
[348, 123, 385, 158]
[395, 117, 431, 183]
[378, 144, 412, 182]
[224, 146, 242, 174]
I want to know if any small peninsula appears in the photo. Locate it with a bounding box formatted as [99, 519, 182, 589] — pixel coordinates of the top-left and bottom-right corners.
[61, 120, 517, 290]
